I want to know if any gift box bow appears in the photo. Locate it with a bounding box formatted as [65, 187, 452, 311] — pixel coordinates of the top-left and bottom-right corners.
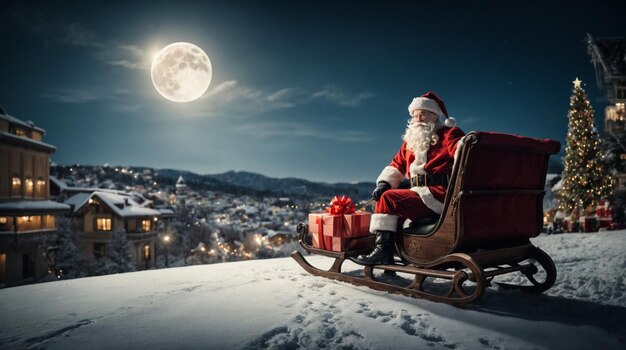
[326, 195, 356, 215]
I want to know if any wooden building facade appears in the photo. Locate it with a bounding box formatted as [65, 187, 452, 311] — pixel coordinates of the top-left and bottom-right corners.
[0, 107, 70, 287]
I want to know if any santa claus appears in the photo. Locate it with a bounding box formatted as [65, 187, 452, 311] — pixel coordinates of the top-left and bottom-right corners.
[355, 92, 465, 265]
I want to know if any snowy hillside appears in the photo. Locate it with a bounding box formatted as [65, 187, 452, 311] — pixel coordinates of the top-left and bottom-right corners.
[1, 232, 625, 349]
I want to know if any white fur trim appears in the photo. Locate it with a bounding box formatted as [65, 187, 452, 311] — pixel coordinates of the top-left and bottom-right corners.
[370, 213, 398, 232]
[444, 117, 456, 127]
[402, 219, 412, 229]
[376, 166, 404, 188]
[408, 97, 443, 117]
[415, 164, 427, 175]
[411, 186, 444, 214]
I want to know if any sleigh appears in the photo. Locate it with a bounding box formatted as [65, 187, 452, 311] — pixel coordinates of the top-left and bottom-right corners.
[291, 131, 561, 306]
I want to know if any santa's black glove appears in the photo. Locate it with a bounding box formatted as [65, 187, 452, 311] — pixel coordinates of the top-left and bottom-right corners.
[372, 181, 391, 201]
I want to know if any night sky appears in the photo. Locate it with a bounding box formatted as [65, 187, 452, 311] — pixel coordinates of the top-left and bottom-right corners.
[1, 1, 624, 183]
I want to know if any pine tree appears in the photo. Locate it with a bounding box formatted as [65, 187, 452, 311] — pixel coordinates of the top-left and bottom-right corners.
[560, 78, 614, 216]
[54, 217, 93, 278]
[97, 229, 135, 275]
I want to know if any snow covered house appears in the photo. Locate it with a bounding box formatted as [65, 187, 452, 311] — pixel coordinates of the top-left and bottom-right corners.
[587, 33, 626, 188]
[64, 191, 161, 270]
[0, 107, 70, 287]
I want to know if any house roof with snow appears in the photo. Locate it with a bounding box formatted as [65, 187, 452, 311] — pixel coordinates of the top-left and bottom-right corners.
[0, 109, 46, 134]
[176, 175, 186, 186]
[0, 131, 56, 153]
[50, 176, 131, 196]
[66, 191, 161, 218]
[0, 109, 55, 153]
[0, 200, 70, 215]
[156, 208, 176, 218]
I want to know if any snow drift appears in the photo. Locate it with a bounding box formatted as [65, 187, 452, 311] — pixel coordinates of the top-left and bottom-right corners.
[1, 231, 625, 349]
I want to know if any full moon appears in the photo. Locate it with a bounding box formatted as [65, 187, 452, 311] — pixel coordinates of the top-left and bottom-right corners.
[151, 42, 212, 103]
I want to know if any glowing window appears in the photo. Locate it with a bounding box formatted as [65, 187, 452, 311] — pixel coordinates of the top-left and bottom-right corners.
[143, 244, 151, 260]
[11, 177, 21, 196]
[96, 218, 112, 231]
[25, 178, 34, 196]
[0, 217, 9, 232]
[141, 220, 151, 231]
[36, 178, 46, 197]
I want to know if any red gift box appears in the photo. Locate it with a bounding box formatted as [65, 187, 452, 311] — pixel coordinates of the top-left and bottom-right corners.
[308, 213, 337, 249]
[330, 236, 372, 252]
[578, 215, 598, 233]
[308, 196, 372, 251]
[343, 213, 371, 237]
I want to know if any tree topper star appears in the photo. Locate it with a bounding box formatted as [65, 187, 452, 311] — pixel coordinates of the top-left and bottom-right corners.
[573, 77, 582, 88]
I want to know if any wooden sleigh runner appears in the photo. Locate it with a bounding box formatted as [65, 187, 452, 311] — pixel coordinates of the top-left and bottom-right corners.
[291, 131, 561, 306]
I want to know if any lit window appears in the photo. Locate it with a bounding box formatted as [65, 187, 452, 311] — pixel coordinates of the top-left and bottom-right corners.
[96, 218, 112, 231]
[11, 177, 21, 196]
[25, 178, 34, 196]
[36, 178, 46, 197]
[0, 217, 8, 232]
[143, 244, 151, 260]
[141, 220, 151, 231]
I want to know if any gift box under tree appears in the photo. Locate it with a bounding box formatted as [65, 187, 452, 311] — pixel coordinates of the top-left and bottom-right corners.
[596, 199, 613, 229]
[308, 196, 372, 252]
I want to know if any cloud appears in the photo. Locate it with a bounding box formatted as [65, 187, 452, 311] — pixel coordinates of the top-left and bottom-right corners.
[312, 85, 374, 107]
[43, 88, 101, 104]
[196, 81, 373, 118]
[461, 116, 480, 124]
[232, 121, 374, 143]
[96, 44, 151, 70]
[43, 87, 144, 113]
[197, 81, 302, 116]
[11, 8, 149, 70]
[193, 82, 375, 142]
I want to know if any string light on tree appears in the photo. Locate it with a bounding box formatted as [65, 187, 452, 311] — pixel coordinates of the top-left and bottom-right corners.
[559, 77, 614, 221]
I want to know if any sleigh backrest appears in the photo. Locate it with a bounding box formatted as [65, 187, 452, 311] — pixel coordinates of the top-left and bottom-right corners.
[451, 132, 560, 249]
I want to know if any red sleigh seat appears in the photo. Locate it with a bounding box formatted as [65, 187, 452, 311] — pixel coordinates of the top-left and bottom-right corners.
[400, 131, 560, 261]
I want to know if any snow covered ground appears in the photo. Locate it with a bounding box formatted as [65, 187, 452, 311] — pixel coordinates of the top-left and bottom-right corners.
[1, 231, 625, 349]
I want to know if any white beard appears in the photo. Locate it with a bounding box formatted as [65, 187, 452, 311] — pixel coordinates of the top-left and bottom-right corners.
[402, 119, 440, 154]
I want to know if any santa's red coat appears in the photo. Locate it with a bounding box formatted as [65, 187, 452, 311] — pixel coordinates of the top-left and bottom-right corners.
[376, 125, 465, 214]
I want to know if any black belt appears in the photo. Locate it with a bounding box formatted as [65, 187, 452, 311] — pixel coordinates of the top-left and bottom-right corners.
[410, 174, 449, 187]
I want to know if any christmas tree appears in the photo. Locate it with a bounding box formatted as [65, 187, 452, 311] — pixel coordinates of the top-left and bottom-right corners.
[560, 78, 614, 217]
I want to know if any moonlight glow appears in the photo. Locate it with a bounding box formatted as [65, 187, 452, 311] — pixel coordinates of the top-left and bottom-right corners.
[150, 42, 212, 103]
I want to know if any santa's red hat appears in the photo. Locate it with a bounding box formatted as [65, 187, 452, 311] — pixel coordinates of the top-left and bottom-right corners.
[407, 91, 456, 127]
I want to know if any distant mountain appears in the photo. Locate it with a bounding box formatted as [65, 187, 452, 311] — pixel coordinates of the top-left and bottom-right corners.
[51, 164, 375, 201]
[158, 169, 375, 201]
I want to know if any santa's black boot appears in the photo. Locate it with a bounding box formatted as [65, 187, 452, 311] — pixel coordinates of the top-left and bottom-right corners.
[354, 231, 395, 265]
